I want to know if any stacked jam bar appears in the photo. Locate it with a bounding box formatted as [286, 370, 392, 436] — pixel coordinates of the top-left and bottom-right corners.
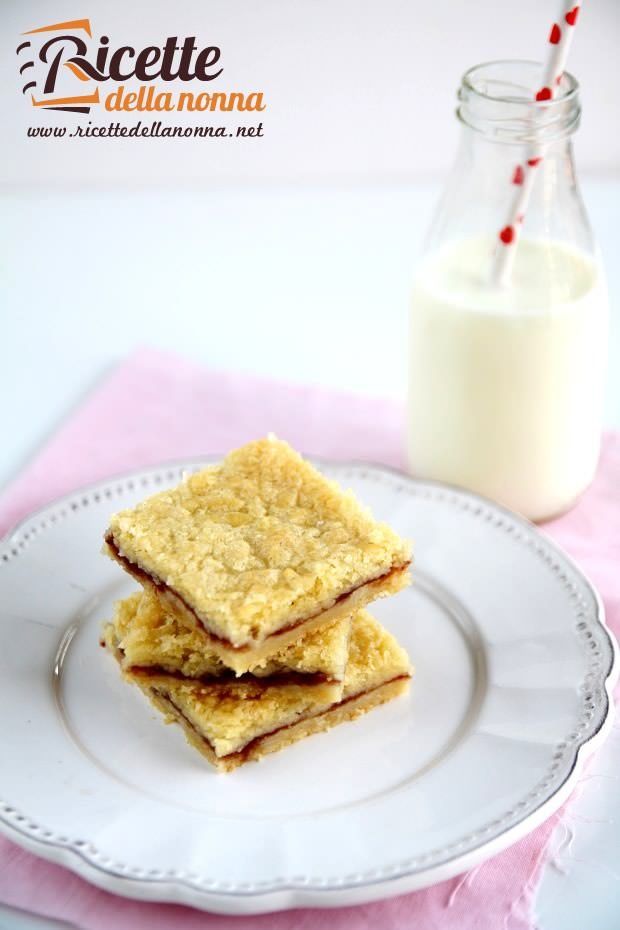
[103, 437, 412, 772]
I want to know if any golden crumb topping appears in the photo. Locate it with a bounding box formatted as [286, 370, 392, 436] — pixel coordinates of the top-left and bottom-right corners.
[153, 609, 412, 757]
[342, 610, 411, 699]
[106, 437, 411, 646]
[107, 590, 350, 680]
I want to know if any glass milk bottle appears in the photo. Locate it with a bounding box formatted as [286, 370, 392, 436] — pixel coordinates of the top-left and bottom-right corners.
[408, 61, 608, 522]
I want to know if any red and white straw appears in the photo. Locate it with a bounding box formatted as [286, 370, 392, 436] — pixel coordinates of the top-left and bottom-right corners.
[491, 1, 583, 286]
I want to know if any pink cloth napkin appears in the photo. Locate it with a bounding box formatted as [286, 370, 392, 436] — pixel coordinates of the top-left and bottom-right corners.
[0, 347, 618, 930]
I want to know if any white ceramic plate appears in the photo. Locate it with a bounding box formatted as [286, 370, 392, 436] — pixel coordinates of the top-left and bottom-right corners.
[0, 461, 616, 915]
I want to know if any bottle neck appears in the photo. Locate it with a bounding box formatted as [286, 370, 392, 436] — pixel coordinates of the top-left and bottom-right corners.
[458, 121, 576, 165]
[457, 60, 580, 147]
[423, 122, 591, 259]
[421, 59, 592, 259]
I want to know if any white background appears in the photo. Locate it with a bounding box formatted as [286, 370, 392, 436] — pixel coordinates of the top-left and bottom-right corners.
[1, 1, 619, 929]
[1, 0, 619, 186]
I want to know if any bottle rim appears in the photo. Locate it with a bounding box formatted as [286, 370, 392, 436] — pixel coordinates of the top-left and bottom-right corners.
[458, 59, 580, 144]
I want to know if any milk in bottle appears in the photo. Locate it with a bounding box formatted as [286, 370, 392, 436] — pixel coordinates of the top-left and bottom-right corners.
[407, 62, 608, 521]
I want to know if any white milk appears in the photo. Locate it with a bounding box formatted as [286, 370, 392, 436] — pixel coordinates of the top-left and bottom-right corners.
[408, 237, 608, 521]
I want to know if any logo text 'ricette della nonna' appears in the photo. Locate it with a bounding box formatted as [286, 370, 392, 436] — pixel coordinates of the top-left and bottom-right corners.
[16, 18, 265, 115]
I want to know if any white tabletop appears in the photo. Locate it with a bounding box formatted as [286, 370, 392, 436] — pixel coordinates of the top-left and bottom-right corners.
[1, 180, 619, 930]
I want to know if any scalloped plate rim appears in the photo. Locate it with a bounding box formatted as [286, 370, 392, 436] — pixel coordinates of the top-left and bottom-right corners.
[0, 458, 616, 914]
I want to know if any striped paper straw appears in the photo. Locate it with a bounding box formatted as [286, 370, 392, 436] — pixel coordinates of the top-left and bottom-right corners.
[491, 1, 583, 286]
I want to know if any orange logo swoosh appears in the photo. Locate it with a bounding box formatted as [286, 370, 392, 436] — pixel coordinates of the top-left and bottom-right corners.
[23, 19, 92, 37]
[64, 61, 91, 81]
[31, 88, 100, 107]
